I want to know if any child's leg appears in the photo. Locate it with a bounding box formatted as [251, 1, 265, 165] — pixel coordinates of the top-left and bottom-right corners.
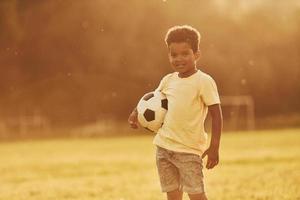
[188, 193, 208, 200]
[173, 152, 207, 199]
[167, 189, 183, 200]
[156, 147, 182, 198]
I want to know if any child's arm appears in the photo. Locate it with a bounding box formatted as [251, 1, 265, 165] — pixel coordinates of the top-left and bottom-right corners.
[128, 107, 139, 129]
[202, 104, 223, 169]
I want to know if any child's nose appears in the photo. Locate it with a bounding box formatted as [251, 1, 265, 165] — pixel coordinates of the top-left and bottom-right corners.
[174, 55, 184, 62]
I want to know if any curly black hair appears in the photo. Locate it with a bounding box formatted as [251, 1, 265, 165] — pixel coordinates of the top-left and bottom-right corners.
[165, 25, 201, 53]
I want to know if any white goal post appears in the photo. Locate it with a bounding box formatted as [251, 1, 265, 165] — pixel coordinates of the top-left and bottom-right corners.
[220, 95, 255, 130]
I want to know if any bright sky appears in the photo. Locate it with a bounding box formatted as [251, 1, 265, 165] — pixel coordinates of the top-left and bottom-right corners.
[213, 0, 300, 13]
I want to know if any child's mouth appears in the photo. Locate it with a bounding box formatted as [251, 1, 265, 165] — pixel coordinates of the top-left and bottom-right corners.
[175, 64, 186, 68]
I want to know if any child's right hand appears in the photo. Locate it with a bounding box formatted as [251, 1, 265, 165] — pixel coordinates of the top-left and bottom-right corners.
[128, 109, 138, 129]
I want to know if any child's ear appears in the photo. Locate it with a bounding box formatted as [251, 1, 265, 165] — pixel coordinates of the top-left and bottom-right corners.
[195, 50, 201, 60]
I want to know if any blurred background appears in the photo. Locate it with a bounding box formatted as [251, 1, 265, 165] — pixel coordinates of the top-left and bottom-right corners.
[1, 0, 300, 138]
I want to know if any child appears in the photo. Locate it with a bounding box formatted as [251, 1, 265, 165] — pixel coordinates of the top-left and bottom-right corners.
[128, 25, 223, 200]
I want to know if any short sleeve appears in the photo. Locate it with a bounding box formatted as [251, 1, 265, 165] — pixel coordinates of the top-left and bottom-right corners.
[154, 73, 172, 93]
[154, 78, 164, 93]
[200, 75, 221, 106]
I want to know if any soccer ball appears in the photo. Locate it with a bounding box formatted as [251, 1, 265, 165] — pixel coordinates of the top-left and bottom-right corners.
[137, 91, 168, 132]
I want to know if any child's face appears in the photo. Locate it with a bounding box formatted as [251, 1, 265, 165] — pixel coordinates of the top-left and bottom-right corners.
[168, 42, 200, 77]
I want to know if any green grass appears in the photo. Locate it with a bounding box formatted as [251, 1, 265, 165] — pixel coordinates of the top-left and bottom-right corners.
[0, 129, 300, 200]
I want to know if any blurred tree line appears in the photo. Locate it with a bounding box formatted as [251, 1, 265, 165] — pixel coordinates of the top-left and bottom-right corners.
[0, 0, 299, 128]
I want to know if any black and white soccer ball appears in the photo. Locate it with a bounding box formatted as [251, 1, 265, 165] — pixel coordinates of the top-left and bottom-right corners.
[137, 91, 168, 132]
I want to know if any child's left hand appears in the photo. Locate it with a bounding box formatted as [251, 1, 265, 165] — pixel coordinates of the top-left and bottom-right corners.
[128, 109, 139, 129]
[201, 146, 219, 169]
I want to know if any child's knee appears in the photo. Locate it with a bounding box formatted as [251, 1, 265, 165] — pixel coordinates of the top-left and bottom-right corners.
[188, 192, 207, 200]
[167, 189, 183, 200]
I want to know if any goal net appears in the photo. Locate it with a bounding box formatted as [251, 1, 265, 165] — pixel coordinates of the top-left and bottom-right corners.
[220, 95, 255, 130]
[205, 95, 255, 131]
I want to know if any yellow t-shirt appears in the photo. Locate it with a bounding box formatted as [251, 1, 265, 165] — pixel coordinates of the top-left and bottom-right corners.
[153, 70, 221, 155]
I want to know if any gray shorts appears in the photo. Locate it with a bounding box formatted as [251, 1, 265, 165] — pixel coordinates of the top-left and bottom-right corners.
[156, 146, 205, 194]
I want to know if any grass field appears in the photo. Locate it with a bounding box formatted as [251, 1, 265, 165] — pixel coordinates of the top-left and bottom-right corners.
[0, 129, 299, 200]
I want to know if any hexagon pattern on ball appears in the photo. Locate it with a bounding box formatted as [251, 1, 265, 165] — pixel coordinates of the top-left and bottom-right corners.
[161, 99, 168, 110]
[143, 93, 154, 101]
[144, 109, 155, 122]
[137, 91, 168, 132]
